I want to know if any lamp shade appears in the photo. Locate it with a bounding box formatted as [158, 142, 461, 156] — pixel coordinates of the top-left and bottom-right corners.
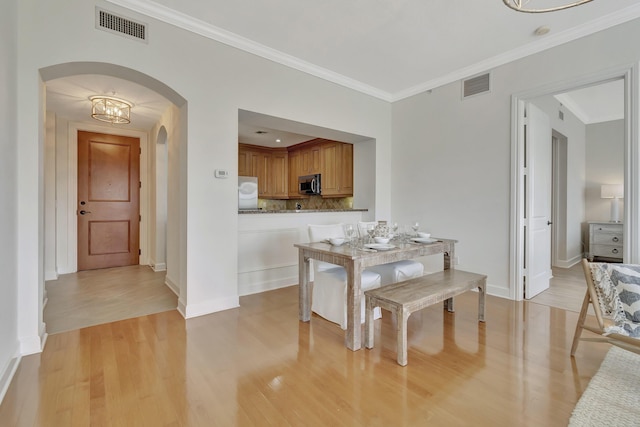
[601, 184, 624, 199]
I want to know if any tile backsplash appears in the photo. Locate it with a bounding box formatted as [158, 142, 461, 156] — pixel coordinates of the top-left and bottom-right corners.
[258, 196, 353, 210]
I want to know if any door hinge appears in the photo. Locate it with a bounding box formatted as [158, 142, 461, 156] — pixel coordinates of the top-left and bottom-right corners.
[139, 215, 142, 222]
[139, 249, 141, 255]
[139, 147, 141, 155]
[139, 181, 142, 188]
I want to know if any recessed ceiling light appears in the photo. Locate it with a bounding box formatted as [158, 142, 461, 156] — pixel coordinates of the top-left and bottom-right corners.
[276, 139, 281, 143]
[534, 26, 551, 36]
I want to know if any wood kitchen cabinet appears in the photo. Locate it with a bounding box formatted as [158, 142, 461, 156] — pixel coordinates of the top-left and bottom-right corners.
[238, 149, 251, 177]
[270, 149, 288, 198]
[301, 145, 321, 175]
[239, 144, 288, 198]
[320, 140, 353, 197]
[239, 138, 352, 199]
[288, 150, 306, 199]
[239, 144, 271, 196]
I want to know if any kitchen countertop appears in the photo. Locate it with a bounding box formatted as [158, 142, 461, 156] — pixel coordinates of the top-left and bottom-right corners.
[238, 208, 368, 214]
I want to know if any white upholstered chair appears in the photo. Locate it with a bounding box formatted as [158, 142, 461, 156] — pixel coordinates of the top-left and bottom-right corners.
[308, 223, 382, 329]
[357, 221, 425, 286]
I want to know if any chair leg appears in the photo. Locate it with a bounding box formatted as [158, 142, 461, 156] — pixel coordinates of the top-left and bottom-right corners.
[570, 290, 591, 356]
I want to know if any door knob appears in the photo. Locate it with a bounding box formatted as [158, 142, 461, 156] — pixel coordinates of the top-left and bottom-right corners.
[547, 221, 553, 225]
[79, 210, 91, 215]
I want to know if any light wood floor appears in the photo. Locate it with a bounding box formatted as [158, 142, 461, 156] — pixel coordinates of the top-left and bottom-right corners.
[1, 282, 609, 426]
[530, 263, 591, 313]
[44, 265, 177, 334]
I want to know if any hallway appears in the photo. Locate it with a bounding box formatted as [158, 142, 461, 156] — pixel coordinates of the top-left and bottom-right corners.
[44, 265, 177, 334]
[530, 263, 588, 313]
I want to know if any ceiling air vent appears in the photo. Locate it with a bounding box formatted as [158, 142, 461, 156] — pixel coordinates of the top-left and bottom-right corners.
[462, 73, 491, 99]
[96, 8, 147, 43]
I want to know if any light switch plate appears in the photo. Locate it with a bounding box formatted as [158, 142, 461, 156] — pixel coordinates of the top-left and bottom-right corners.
[214, 169, 229, 178]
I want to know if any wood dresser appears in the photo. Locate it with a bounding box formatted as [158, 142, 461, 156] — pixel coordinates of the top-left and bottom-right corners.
[587, 221, 623, 261]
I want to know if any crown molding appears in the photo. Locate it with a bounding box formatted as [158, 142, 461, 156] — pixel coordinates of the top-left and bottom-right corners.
[105, 0, 393, 101]
[553, 93, 590, 123]
[391, 4, 640, 102]
[106, 0, 640, 104]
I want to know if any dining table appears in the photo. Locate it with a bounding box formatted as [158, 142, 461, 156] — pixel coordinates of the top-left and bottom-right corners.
[294, 238, 457, 351]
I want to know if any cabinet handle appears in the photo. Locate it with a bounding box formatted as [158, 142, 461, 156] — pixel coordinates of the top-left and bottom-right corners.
[612, 248, 619, 254]
[612, 236, 619, 242]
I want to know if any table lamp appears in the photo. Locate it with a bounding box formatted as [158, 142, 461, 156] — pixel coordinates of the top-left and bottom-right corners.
[601, 184, 624, 223]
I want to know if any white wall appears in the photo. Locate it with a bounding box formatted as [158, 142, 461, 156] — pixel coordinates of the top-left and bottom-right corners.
[392, 18, 640, 298]
[149, 125, 168, 272]
[530, 95, 587, 266]
[0, 0, 21, 402]
[238, 211, 364, 296]
[44, 114, 57, 280]
[585, 120, 625, 221]
[15, 0, 392, 344]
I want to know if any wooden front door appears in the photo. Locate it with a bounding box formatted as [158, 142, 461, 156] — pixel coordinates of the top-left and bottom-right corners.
[77, 131, 140, 271]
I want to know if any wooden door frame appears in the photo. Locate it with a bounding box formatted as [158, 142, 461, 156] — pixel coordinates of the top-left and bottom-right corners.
[67, 122, 149, 272]
[509, 65, 638, 301]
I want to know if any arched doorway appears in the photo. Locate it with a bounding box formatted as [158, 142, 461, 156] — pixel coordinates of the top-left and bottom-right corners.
[38, 62, 188, 337]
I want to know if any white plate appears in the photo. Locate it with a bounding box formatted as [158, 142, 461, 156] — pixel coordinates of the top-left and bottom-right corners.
[411, 237, 438, 244]
[364, 243, 396, 251]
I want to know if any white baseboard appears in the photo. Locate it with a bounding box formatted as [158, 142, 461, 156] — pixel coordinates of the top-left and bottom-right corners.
[44, 269, 58, 281]
[239, 275, 298, 296]
[165, 275, 179, 296]
[177, 298, 187, 318]
[238, 264, 299, 296]
[0, 354, 21, 405]
[181, 296, 240, 319]
[19, 328, 47, 356]
[554, 256, 582, 269]
[152, 262, 167, 272]
[486, 283, 511, 299]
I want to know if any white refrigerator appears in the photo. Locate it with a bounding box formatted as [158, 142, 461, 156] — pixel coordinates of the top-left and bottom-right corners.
[238, 176, 258, 210]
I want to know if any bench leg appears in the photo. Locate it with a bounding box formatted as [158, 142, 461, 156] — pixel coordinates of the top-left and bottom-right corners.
[478, 282, 486, 322]
[397, 308, 409, 366]
[444, 297, 454, 313]
[365, 296, 375, 349]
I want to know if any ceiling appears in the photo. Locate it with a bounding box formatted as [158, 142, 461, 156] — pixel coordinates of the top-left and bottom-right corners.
[46, 0, 634, 139]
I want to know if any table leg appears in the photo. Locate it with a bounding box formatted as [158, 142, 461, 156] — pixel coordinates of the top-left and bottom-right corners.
[345, 260, 362, 351]
[478, 280, 486, 323]
[443, 243, 455, 270]
[298, 250, 311, 322]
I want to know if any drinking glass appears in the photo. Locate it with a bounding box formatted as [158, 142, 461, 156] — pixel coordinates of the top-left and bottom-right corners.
[391, 222, 399, 238]
[366, 224, 376, 243]
[412, 222, 420, 236]
[398, 225, 409, 245]
[344, 224, 356, 246]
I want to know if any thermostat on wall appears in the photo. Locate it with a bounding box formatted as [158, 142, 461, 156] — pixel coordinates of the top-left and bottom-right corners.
[214, 169, 230, 179]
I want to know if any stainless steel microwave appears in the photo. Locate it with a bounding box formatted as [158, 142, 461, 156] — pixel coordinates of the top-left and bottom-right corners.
[299, 174, 321, 195]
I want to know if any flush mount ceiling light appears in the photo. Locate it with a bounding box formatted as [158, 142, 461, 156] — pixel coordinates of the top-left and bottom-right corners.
[502, 0, 593, 13]
[89, 95, 132, 124]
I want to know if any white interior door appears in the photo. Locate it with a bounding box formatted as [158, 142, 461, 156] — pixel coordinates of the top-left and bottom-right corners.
[525, 103, 552, 299]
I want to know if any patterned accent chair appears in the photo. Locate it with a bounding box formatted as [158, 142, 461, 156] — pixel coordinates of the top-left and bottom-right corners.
[571, 259, 640, 356]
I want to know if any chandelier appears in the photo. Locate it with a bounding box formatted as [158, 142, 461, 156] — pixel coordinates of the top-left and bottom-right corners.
[502, 0, 593, 13]
[89, 96, 132, 124]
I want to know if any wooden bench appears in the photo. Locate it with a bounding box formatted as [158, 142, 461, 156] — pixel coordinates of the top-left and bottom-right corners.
[364, 269, 486, 366]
